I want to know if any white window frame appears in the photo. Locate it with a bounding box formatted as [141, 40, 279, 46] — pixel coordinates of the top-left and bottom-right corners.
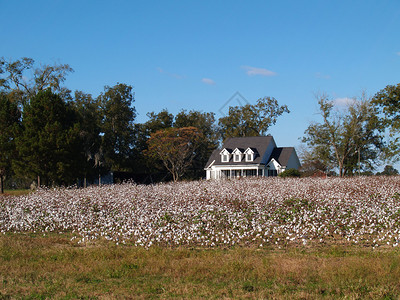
[222, 154, 229, 162]
[246, 153, 253, 161]
[234, 154, 242, 162]
[244, 148, 254, 162]
[220, 148, 231, 163]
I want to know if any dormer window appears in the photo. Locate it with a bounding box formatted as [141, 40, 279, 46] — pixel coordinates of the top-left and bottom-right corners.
[244, 147, 255, 162]
[220, 148, 231, 162]
[232, 148, 243, 162]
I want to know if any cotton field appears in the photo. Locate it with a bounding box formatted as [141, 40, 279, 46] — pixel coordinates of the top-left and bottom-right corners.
[1, 176, 400, 248]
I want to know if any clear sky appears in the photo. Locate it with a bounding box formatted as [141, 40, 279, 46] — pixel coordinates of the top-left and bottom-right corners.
[1, 0, 400, 167]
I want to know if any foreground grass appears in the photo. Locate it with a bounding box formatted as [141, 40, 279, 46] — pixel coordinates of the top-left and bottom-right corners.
[1, 234, 400, 299]
[1, 189, 31, 196]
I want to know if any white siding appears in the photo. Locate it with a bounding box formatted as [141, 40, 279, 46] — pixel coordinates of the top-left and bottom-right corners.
[260, 139, 277, 164]
[286, 151, 301, 170]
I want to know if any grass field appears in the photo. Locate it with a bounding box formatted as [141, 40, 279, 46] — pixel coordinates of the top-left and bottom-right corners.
[1, 233, 400, 299]
[1, 189, 31, 196]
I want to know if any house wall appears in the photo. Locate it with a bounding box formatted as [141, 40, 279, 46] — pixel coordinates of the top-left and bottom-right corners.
[286, 151, 301, 170]
[260, 139, 277, 164]
[207, 165, 264, 179]
[265, 159, 281, 176]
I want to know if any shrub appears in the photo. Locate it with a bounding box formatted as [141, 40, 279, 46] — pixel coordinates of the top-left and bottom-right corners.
[279, 168, 301, 178]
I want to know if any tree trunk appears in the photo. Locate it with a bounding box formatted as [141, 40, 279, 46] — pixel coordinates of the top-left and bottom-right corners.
[37, 175, 41, 187]
[0, 175, 4, 194]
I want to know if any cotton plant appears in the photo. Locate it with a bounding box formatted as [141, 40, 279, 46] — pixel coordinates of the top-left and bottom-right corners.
[1, 176, 400, 248]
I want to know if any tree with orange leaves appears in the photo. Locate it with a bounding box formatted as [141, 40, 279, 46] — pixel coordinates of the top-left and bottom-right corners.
[146, 127, 203, 182]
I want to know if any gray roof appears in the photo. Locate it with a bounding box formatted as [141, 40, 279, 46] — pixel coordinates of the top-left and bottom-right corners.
[269, 147, 295, 167]
[205, 136, 274, 167]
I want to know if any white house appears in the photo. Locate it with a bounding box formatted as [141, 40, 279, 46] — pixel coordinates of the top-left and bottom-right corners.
[204, 136, 300, 180]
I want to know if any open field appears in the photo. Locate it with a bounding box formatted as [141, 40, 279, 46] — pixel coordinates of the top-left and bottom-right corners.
[1, 233, 400, 299]
[1, 189, 31, 197]
[1, 177, 400, 298]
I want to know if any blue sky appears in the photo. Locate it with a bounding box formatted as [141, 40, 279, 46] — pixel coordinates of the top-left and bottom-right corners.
[1, 0, 400, 167]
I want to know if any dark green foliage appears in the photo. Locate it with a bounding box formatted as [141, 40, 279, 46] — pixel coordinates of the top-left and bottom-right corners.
[372, 83, 400, 160]
[70, 91, 104, 184]
[376, 165, 399, 176]
[219, 97, 289, 139]
[131, 110, 175, 178]
[132, 109, 219, 181]
[0, 57, 73, 106]
[278, 168, 301, 178]
[14, 89, 81, 186]
[98, 83, 136, 172]
[0, 93, 21, 192]
[303, 94, 382, 177]
[174, 110, 218, 179]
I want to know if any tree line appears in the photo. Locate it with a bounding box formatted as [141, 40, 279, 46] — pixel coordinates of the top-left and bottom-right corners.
[301, 89, 400, 177]
[0, 57, 291, 191]
[1, 57, 399, 192]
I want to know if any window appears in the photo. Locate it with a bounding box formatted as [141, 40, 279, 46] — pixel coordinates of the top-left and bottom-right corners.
[222, 170, 230, 178]
[234, 154, 242, 162]
[268, 170, 278, 177]
[245, 169, 257, 177]
[222, 154, 229, 162]
[244, 148, 254, 162]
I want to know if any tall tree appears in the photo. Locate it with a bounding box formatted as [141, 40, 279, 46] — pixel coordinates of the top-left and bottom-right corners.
[0, 93, 21, 193]
[175, 110, 218, 178]
[146, 127, 203, 182]
[71, 91, 103, 186]
[376, 165, 399, 176]
[131, 109, 174, 175]
[219, 96, 289, 139]
[14, 89, 81, 186]
[302, 94, 382, 177]
[144, 110, 174, 134]
[297, 144, 332, 176]
[372, 83, 400, 161]
[98, 83, 136, 171]
[0, 57, 73, 106]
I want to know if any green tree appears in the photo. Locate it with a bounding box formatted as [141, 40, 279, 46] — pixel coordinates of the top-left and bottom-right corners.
[134, 109, 219, 180]
[376, 165, 399, 176]
[71, 91, 103, 186]
[0, 93, 21, 193]
[144, 109, 174, 133]
[175, 110, 218, 179]
[14, 89, 81, 186]
[219, 97, 289, 139]
[98, 83, 136, 171]
[372, 83, 400, 161]
[0, 57, 73, 106]
[146, 127, 203, 182]
[297, 145, 331, 176]
[131, 109, 174, 177]
[278, 168, 301, 178]
[302, 94, 382, 177]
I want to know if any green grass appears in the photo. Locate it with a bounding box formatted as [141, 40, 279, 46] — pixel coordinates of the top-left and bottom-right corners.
[1, 233, 400, 298]
[1, 189, 31, 196]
